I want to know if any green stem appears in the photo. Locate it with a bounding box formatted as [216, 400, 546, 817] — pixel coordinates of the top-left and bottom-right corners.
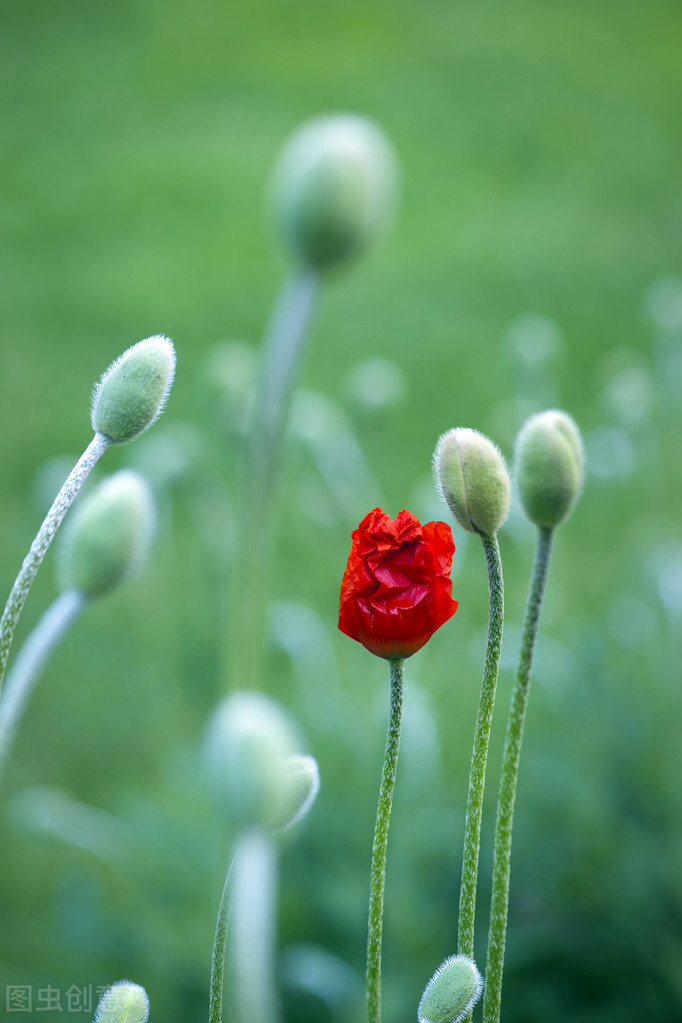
[226, 268, 318, 691]
[208, 858, 234, 1023]
[0, 588, 87, 784]
[457, 532, 504, 980]
[367, 657, 405, 1023]
[0, 431, 110, 693]
[248, 266, 318, 505]
[483, 527, 554, 1023]
[231, 829, 279, 1023]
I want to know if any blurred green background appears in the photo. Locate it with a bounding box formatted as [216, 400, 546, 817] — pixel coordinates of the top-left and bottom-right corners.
[1, 0, 681, 1021]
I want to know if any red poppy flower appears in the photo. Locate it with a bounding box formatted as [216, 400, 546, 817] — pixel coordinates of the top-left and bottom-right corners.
[338, 507, 458, 659]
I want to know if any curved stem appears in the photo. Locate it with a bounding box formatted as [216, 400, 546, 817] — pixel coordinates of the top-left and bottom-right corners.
[0, 588, 87, 784]
[208, 858, 234, 1023]
[0, 432, 110, 692]
[226, 268, 318, 691]
[367, 657, 405, 1023]
[231, 829, 279, 1023]
[482, 527, 553, 1023]
[457, 532, 504, 981]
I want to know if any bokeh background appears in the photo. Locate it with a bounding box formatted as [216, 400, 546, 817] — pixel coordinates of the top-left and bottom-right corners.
[1, 1, 681, 1021]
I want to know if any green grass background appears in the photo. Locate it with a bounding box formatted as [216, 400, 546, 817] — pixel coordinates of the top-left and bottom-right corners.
[1, 1, 681, 1021]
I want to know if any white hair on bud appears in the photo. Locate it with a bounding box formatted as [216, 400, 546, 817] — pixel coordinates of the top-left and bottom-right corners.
[91, 335, 177, 443]
[418, 954, 483, 1023]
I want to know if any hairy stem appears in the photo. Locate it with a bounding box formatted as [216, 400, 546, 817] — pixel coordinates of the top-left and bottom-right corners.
[0, 588, 87, 783]
[457, 531, 504, 992]
[0, 432, 110, 692]
[483, 527, 553, 1023]
[208, 859, 234, 1023]
[367, 657, 405, 1023]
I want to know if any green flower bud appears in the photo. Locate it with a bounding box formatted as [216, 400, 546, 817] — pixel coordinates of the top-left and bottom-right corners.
[418, 955, 483, 1023]
[433, 428, 511, 535]
[271, 753, 320, 831]
[92, 335, 176, 443]
[515, 409, 584, 528]
[59, 471, 155, 598]
[203, 692, 302, 831]
[271, 114, 397, 271]
[94, 981, 149, 1023]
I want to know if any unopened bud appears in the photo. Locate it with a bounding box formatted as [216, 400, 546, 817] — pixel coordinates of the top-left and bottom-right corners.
[203, 692, 301, 831]
[92, 335, 176, 443]
[433, 428, 511, 535]
[271, 754, 320, 831]
[418, 955, 483, 1023]
[271, 114, 397, 271]
[516, 409, 584, 528]
[94, 982, 149, 1023]
[59, 471, 155, 597]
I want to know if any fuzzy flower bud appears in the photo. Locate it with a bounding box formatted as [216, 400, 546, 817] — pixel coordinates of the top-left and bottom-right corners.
[433, 428, 511, 535]
[59, 471, 155, 598]
[91, 335, 176, 443]
[271, 114, 397, 271]
[418, 955, 483, 1023]
[203, 692, 302, 831]
[94, 982, 149, 1023]
[271, 754, 320, 831]
[515, 409, 584, 528]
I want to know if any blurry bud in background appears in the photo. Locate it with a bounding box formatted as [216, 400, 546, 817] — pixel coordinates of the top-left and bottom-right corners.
[433, 428, 511, 535]
[270, 753, 320, 831]
[59, 471, 156, 598]
[418, 955, 483, 1023]
[94, 982, 149, 1023]
[91, 335, 176, 444]
[515, 410, 584, 528]
[344, 356, 408, 424]
[203, 692, 304, 831]
[271, 114, 398, 271]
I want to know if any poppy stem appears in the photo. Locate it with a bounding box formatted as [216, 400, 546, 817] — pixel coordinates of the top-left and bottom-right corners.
[482, 526, 554, 1023]
[457, 532, 504, 992]
[0, 431, 110, 694]
[208, 857, 234, 1023]
[226, 267, 318, 692]
[231, 829, 280, 1023]
[0, 588, 87, 785]
[367, 656, 404, 1023]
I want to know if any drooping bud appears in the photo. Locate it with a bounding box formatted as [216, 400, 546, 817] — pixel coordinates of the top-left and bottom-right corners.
[515, 409, 584, 528]
[59, 471, 155, 598]
[418, 955, 483, 1023]
[271, 754, 320, 831]
[91, 335, 176, 443]
[94, 981, 149, 1023]
[202, 692, 301, 831]
[271, 114, 397, 271]
[433, 428, 511, 535]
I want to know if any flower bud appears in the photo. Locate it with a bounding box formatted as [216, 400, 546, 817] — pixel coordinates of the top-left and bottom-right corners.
[92, 335, 176, 443]
[59, 471, 155, 598]
[418, 955, 483, 1023]
[203, 692, 301, 831]
[271, 114, 397, 271]
[95, 982, 149, 1023]
[433, 428, 511, 535]
[271, 754, 320, 831]
[515, 409, 584, 528]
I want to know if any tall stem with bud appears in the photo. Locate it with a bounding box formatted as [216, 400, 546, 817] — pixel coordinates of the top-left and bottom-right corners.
[0, 335, 175, 694]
